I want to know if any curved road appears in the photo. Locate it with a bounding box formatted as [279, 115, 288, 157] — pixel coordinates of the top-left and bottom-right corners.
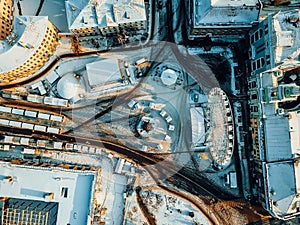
[0, 2, 239, 219]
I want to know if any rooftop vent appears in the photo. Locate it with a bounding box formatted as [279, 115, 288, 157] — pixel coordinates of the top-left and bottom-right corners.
[123, 11, 130, 19]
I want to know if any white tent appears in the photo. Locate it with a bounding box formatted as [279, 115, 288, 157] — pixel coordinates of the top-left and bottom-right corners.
[161, 69, 178, 86]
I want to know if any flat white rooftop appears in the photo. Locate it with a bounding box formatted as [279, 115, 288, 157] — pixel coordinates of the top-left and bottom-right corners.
[289, 111, 300, 155]
[272, 9, 300, 63]
[0, 16, 49, 74]
[295, 162, 300, 194]
[0, 161, 97, 225]
[86, 58, 122, 87]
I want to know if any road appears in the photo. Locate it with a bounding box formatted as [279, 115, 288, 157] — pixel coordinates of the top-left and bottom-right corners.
[0, 50, 105, 89]
[0, 120, 235, 201]
[0, 10, 235, 202]
[0, 2, 261, 224]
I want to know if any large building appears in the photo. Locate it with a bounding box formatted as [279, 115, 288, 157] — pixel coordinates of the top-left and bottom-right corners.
[247, 9, 300, 220]
[65, 0, 147, 37]
[56, 57, 130, 103]
[248, 9, 300, 75]
[248, 62, 300, 220]
[187, 0, 261, 40]
[0, 16, 58, 83]
[0, 159, 99, 225]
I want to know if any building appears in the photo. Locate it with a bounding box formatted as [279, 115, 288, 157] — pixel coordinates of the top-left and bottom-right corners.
[247, 9, 300, 219]
[55, 57, 130, 103]
[248, 62, 300, 220]
[56, 72, 87, 103]
[65, 0, 147, 37]
[0, 16, 58, 83]
[85, 58, 123, 90]
[0, 198, 58, 225]
[190, 105, 205, 147]
[0, 159, 99, 225]
[248, 9, 300, 75]
[188, 0, 261, 40]
[0, 0, 13, 40]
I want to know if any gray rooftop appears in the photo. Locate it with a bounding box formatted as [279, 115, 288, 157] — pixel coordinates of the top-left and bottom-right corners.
[265, 161, 296, 216]
[86, 58, 122, 87]
[264, 116, 292, 162]
[192, 0, 260, 27]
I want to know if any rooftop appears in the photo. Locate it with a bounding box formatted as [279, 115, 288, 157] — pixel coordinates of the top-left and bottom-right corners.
[264, 117, 293, 162]
[255, 64, 300, 219]
[265, 161, 299, 218]
[259, 69, 300, 162]
[272, 9, 300, 63]
[86, 58, 122, 87]
[193, 0, 260, 27]
[190, 106, 206, 146]
[161, 69, 178, 86]
[65, 0, 98, 30]
[207, 88, 234, 167]
[66, 0, 146, 30]
[0, 16, 48, 74]
[0, 198, 58, 225]
[57, 72, 86, 102]
[289, 111, 300, 155]
[113, 1, 146, 24]
[0, 161, 97, 225]
[211, 0, 258, 6]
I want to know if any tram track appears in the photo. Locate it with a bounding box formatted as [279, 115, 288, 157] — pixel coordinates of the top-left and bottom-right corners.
[0, 124, 230, 200]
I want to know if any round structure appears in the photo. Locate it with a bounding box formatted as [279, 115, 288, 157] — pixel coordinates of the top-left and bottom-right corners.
[136, 116, 156, 137]
[143, 121, 153, 132]
[57, 73, 86, 102]
[206, 87, 234, 169]
[161, 69, 178, 86]
[0, 16, 58, 83]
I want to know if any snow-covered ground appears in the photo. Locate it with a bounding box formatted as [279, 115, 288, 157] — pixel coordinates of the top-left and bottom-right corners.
[124, 191, 148, 225]
[94, 157, 127, 225]
[126, 188, 210, 225]
[54, 56, 100, 77]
